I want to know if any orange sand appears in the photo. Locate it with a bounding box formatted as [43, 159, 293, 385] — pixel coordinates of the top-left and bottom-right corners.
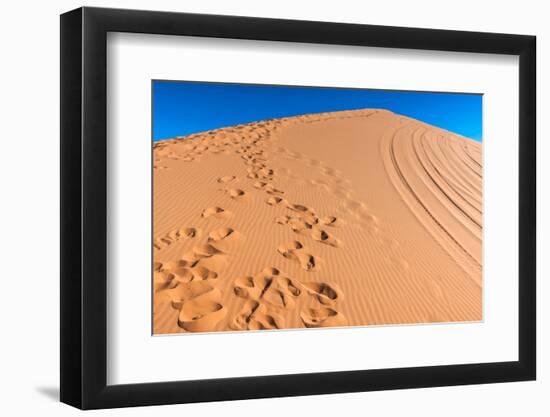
[152, 109, 482, 334]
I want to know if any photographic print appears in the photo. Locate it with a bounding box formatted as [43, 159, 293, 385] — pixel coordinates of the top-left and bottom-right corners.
[152, 81, 482, 335]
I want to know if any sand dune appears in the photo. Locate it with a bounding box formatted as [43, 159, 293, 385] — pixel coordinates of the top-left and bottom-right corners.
[153, 109, 482, 334]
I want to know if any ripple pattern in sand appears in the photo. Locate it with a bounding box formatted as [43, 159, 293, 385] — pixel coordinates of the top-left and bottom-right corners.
[153, 109, 482, 333]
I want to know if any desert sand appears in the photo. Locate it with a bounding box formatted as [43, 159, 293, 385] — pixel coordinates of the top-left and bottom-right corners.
[152, 109, 482, 334]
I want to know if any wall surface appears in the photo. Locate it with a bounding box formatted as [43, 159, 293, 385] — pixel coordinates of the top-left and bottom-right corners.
[0, 0, 545, 415]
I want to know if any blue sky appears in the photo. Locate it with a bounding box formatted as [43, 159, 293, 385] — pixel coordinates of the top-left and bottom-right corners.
[152, 81, 482, 142]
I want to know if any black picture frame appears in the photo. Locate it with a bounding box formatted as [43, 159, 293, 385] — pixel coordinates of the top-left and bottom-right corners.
[60, 6, 536, 410]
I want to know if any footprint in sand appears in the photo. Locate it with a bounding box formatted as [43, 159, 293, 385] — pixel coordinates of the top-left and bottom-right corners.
[153, 227, 199, 250]
[288, 217, 312, 234]
[275, 215, 313, 234]
[300, 306, 347, 328]
[305, 158, 322, 167]
[217, 175, 237, 184]
[249, 157, 268, 165]
[167, 224, 242, 275]
[249, 149, 266, 157]
[298, 282, 346, 327]
[249, 155, 267, 163]
[341, 198, 377, 225]
[258, 168, 274, 177]
[180, 243, 228, 271]
[253, 181, 268, 189]
[189, 266, 219, 280]
[274, 215, 291, 225]
[201, 206, 231, 219]
[232, 300, 284, 331]
[266, 196, 286, 206]
[248, 168, 272, 180]
[207, 227, 242, 253]
[246, 161, 268, 170]
[153, 270, 179, 292]
[277, 240, 304, 255]
[183, 243, 223, 260]
[359, 212, 378, 224]
[286, 203, 312, 213]
[321, 166, 344, 178]
[273, 184, 345, 244]
[231, 267, 303, 330]
[318, 216, 342, 227]
[253, 180, 284, 195]
[301, 282, 342, 306]
[311, 227, 341, 247]
[224, 188, 246, 200]
[328, 185, 353, 199]
[344, 199, 367, 212]
[265, 184, 284, 195]
[232, 275, 256, 299]
[208, 227, 235, 241]
[309, 178, 330, 188]
[167, 281, 226, 332]
[154, 262, 218, 293]
[210, 149, 226, 155]
[286, 208, 318, 227]
[277, 240, 320, 272]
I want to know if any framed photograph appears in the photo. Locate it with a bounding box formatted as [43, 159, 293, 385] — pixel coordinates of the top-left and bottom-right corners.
[60, 6, 536, 409]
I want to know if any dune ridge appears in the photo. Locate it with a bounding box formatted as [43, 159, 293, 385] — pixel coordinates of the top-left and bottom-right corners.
[153, 108, 482, 334]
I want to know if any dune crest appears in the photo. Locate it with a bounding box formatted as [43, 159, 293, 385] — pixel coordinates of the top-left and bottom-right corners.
[153, 108, 482, 334]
